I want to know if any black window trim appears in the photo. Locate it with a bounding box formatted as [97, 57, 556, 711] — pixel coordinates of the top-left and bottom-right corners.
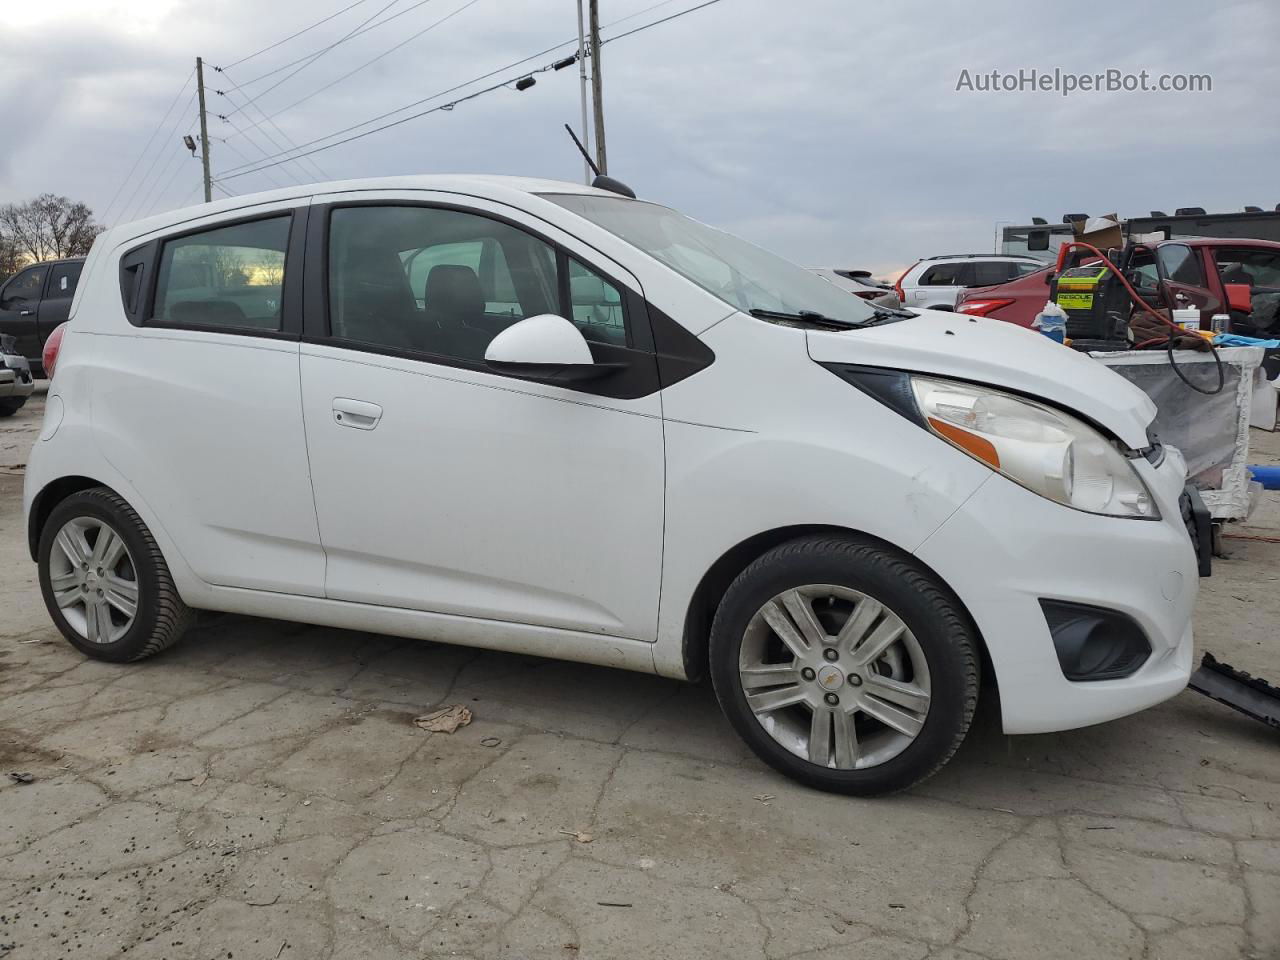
[304, 199, 676, 399]
[124, 206, 309, 341]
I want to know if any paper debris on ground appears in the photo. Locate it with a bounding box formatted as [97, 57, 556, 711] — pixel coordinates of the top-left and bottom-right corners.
[559, 829, 594, 843]
[414, 704, 473, 733]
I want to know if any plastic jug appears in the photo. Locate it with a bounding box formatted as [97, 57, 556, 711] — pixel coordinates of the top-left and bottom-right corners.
[1033, 301, 1068, 343]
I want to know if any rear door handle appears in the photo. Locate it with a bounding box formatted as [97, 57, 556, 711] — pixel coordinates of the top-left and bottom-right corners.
[332, 397, 383, 430]
[19, 309, 32, 317]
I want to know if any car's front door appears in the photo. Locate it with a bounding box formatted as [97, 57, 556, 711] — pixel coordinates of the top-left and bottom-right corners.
[0, 264, 49, 361]
[298, 196, 666, 640]
[1156, 243, 1220, 319]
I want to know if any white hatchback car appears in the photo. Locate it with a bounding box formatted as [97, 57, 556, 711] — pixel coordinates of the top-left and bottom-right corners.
[25, 176, 1208, 795]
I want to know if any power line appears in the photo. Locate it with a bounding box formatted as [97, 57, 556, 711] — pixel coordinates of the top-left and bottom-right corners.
[144, 147, 197, 217]
[116, 90, 199, 224]
[602, 0, 723, 43]
[217, 113, 308, 186]
[102, 69, 194, 224]
[215, 136, 293, 191]
[223, 0, 373, 69]
[237, 0, 484, 133]
[227, 0, 442, 88]
[213, 0, 728, 184]
[215, 80, 331, 182]
[218, 0, 406, 122]
[214, 36, 581, 180]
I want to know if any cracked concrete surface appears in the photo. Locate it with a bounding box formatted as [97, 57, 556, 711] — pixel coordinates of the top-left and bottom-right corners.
[1, 387, 1277, 959]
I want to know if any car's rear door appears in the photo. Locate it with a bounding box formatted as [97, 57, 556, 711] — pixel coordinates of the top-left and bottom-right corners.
[90, 203, 326, 597]
[297, 192, 666, 640]
[35, 262, 82, 361]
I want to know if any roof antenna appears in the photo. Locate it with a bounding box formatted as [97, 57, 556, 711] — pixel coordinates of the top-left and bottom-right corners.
[564, 124, 599, 177]
[563, 123, 637, 199]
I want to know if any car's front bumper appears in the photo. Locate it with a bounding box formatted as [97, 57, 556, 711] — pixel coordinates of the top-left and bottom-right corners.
[0, 355, 34, 398]
[914, 449, 1200, 735]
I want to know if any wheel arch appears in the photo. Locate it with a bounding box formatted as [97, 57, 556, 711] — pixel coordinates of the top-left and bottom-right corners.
[28, 475, 113, 560]
[680, 524, 997, 699]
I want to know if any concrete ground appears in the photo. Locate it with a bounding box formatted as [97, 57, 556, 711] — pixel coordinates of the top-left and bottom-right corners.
[1, 385, 1277, 960]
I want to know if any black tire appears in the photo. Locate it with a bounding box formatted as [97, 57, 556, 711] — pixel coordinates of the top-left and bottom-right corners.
[709, 534, 979, 796]
[0, 397, 26, 417]
[38, 487, 194, 663]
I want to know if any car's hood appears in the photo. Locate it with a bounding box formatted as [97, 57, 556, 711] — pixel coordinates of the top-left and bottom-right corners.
[804, 310, 1157, 447]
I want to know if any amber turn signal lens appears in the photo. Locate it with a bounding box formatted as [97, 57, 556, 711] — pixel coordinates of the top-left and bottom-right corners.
[927, 417, 1001, 469]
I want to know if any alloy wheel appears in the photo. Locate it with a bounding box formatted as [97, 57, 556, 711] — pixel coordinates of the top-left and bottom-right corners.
[738, 584, 932, 769]
[47, 517, 140, 645]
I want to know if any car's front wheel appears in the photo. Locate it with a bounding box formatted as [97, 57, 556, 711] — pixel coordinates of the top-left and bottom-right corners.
[38, 487, 194, 662]
[709, 535, 979, 796]
[0, 397, 27, 417]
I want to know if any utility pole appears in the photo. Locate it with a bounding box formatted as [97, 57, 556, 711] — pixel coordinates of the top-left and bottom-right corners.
[588, 0, 607, 176]
[195, 56, 213, 203]
[575, 0, 592, 184]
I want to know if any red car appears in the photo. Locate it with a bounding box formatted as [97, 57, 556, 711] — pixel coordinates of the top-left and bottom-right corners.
[956, 237, 1280, 336]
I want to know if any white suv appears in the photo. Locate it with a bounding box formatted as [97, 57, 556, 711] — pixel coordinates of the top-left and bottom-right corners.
[896, 254, 1044, 310]
[25, 176, 1206, 796]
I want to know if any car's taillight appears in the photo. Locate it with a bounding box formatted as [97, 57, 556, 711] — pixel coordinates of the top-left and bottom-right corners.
[853, 290, 884, 300]
[894, 262, 918, 304]
[955, 298, 1015, 318]
[43, 322, 67, 379]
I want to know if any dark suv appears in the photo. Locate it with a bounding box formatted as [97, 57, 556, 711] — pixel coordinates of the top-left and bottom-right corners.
[0, 257, 85, 375]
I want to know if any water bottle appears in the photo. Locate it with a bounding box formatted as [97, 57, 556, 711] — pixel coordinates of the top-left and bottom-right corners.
[1033, 301, 1067, 343]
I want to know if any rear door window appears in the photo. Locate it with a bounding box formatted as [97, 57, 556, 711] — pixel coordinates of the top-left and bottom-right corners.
[918, 263, 964, 286]
[47, 262, 83, 298]
[969, 262, 1013, 287]
[152, 216, 291, 330]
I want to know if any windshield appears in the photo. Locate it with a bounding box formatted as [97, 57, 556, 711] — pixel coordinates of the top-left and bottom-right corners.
[543, 195, 880, 326]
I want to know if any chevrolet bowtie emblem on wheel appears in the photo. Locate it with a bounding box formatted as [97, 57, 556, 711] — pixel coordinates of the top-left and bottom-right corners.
[816, 665, 845, 691]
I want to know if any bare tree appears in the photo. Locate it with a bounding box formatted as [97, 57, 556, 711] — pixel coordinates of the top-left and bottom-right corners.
[0, 235, 23, 281]
[0, 194, 104, 272]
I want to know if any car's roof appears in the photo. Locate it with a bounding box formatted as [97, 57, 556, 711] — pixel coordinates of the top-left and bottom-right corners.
[919, 253, 1041, 262]
[104, 174, 615, 244]
[1169, 237, 1280, 251]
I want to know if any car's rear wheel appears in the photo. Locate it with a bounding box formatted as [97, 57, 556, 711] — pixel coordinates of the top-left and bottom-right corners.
[709, 535, 979, 796]
[38, 487, 194, 662]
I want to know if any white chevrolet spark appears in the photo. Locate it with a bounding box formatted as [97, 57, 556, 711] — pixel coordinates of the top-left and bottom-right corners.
[25, 176, 1208, 795]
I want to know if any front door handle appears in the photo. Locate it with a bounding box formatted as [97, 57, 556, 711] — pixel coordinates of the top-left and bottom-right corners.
[332, 397, 383, 430]
[19, 309, 32, 317]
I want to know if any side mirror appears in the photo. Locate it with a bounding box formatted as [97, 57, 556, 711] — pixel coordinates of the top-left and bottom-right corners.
[484, 314, 622, 383]
[1043, 271, 1055, 285]
[1223, 282, 1252, 314]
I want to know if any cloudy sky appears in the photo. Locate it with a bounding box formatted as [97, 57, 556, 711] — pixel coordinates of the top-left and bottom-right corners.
[1, 0, 1276, 275]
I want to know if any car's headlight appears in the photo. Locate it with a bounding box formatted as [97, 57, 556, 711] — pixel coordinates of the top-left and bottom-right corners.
[822, 364, 1158, 519]
[910, 376, 1157, 518]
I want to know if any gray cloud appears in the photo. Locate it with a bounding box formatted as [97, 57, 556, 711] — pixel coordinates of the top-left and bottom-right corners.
[1, 0, 1275, 276]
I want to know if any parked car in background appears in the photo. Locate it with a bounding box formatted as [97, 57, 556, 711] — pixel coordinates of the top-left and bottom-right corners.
[956, 238, 1280, 334]
[0, 257, 85, 375]
[809, 268, 900, 307]
[895, 254, 1043, 310]
[26, 175, 1206, 797]
[0, 333, 34, 416]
